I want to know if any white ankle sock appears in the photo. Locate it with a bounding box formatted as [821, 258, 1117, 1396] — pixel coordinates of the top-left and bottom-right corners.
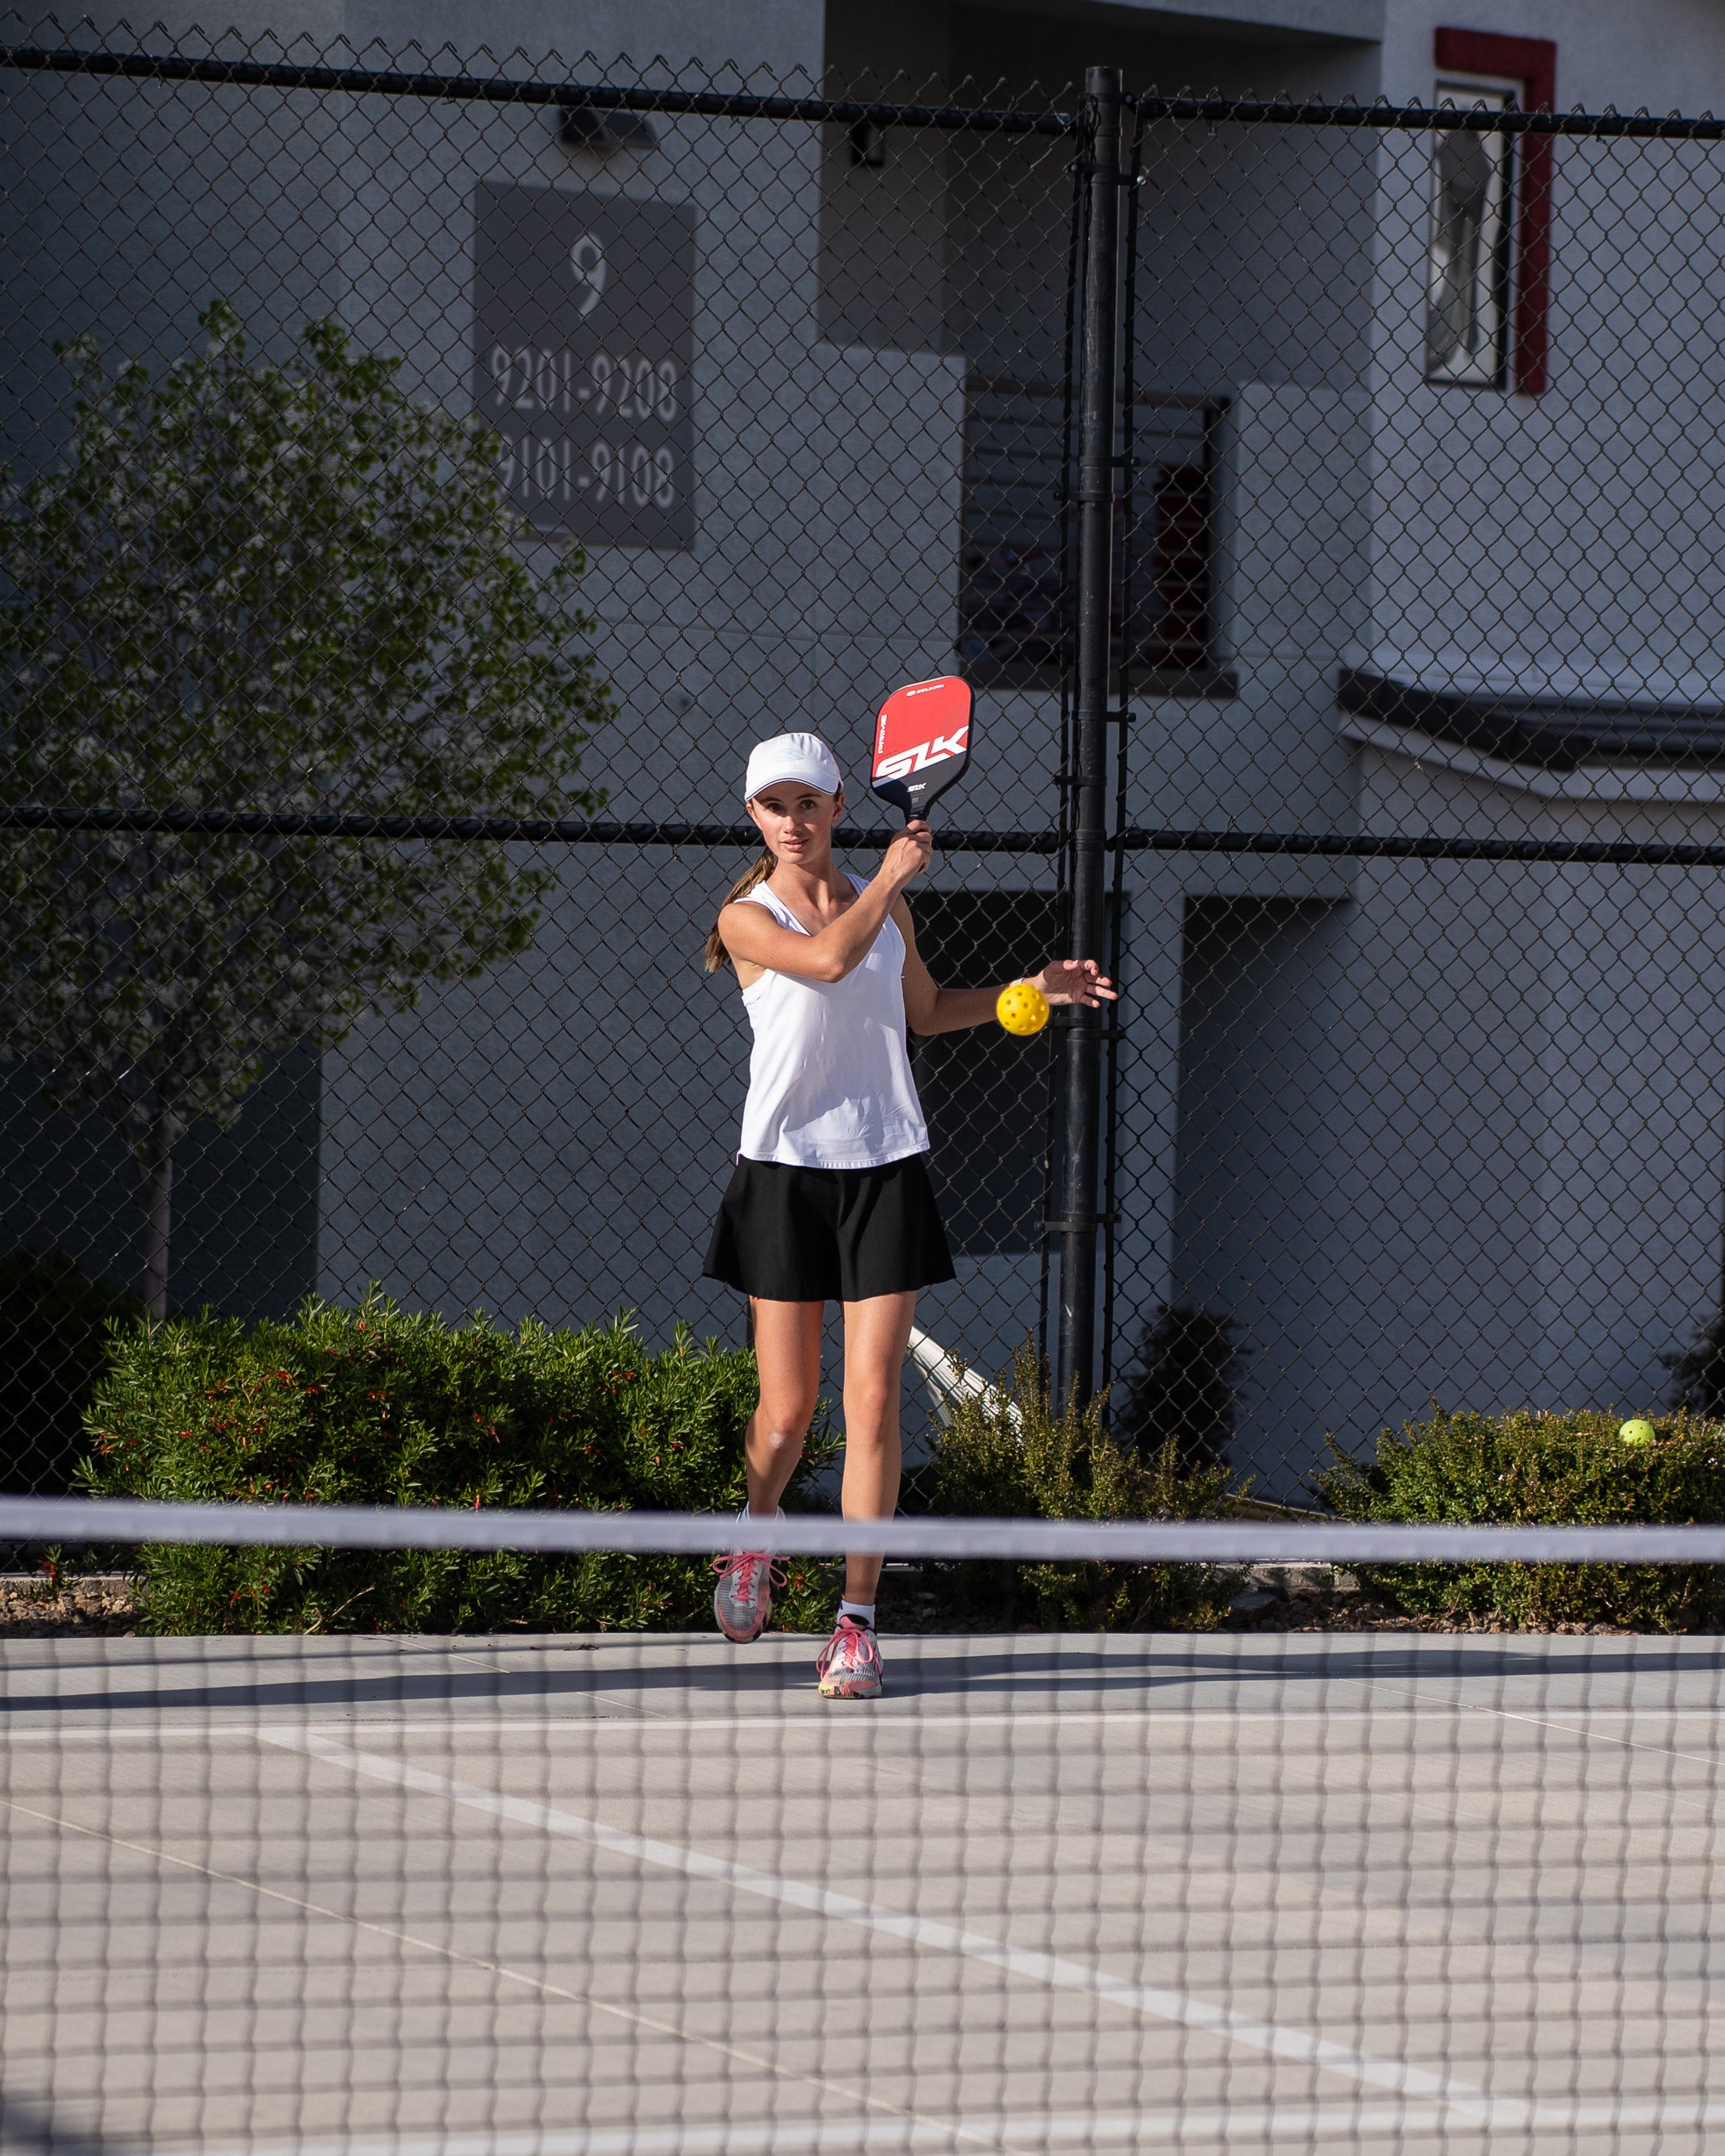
[838, 1599, 876, 1629]
[729, 1507, 782, 1554]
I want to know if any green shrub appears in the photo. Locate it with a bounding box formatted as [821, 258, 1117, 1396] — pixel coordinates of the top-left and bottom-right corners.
[0, 1247, 141, 1493]
[77, 1294, 839, 1635]
[1316, 1406, 1725, 1630]
[923, 1343, 1243, 1629]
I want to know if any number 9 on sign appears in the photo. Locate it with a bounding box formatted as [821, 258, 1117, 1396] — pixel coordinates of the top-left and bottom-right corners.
[569, 235, 608, 316]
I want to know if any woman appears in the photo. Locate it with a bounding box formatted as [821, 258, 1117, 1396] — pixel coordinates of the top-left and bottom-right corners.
[703, 731, 1116, 1698]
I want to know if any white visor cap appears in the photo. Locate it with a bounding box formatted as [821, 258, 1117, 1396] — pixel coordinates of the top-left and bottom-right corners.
[744, 731, 843, 803]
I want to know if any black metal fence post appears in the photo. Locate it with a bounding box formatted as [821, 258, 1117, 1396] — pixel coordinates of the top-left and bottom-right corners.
[1056, 62, 1122, 1407]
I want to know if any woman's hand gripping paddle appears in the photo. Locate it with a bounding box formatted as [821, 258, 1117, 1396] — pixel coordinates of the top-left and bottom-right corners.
[870, 675, 973, 825]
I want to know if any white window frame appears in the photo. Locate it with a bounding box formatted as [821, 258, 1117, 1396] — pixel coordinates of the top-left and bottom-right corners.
[1425, 73, 1520, 389]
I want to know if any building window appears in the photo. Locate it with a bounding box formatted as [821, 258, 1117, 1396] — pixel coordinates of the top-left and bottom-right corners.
[1425, 80, 1517, 388]
[959, 378, 1225, 689]
[1143, 464, 1211, 672]
[958, 380, 1066, 684]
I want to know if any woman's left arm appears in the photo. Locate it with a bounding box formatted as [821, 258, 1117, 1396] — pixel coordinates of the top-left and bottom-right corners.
[895, 898, 1118, 1037]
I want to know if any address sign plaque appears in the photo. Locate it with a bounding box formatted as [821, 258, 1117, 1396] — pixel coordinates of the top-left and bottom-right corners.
[472, 185, 696, 551]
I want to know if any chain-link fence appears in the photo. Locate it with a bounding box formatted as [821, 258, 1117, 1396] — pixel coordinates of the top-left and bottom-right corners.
[6, 21, 1725, 1507]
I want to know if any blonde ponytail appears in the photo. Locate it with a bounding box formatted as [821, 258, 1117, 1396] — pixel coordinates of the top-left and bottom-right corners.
[704, 850, 776, 973]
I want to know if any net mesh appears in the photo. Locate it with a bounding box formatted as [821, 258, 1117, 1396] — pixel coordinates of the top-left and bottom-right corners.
[4, 1503, 1725, 2155]
[7, 29, 1725, 2140]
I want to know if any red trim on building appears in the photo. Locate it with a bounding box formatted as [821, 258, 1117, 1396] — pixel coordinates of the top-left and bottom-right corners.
[1434, 29, 1557, 394]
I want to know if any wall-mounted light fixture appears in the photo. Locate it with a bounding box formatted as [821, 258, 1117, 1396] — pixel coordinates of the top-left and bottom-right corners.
[559, 107, 659, 151]
[848, 119, 885, 168]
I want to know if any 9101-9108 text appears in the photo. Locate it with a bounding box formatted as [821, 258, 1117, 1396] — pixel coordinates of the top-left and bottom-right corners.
[497, 437, 677, 509]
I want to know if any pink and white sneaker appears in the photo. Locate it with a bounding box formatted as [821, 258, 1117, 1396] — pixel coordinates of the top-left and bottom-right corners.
[816, 1614, 884, 1700]
[712, 1534, 783, 1644]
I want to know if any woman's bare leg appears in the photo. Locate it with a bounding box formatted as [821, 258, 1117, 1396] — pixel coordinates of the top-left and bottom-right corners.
[745, 1298, 825, 1516]
[837, 1289, 917, 1603]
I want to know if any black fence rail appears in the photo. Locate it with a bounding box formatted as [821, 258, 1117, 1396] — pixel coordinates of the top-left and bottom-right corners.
[7, 22, 1725, 1512]
[18, 804, 1725, 869]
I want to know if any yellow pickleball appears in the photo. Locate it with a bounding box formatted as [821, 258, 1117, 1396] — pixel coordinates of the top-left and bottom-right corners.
[996, 980, 1050, 1037]
[1619, 1418, 1656, 1447]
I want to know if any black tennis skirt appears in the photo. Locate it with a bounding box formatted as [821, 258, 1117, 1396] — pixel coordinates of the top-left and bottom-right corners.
[703, 1153, 956, 1303]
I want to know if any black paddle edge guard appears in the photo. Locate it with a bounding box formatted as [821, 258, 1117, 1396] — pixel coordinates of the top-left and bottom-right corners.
[7, 1496, 1725, 1564]
[15, 805, 1725, 868]
[0, 47, 1075, 133]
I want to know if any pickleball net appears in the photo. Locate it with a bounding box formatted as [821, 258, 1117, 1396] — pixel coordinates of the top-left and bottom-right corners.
[4, 1499, 1725, 2156]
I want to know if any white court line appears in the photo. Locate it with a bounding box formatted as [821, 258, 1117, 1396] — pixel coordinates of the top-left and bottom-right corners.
[1359, 1677, 1725, 1777]
[177, 2090, 1725, 2156]
[267, 1730, 1491, 2115]
[0, 1790, 932, 2148]
[309, 1709, 1408, 1732]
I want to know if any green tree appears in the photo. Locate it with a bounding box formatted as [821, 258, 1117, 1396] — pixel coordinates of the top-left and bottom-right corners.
[0, 304, 611, 1316]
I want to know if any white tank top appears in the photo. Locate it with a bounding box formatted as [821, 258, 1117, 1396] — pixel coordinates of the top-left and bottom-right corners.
[734, 873, 930, 1169]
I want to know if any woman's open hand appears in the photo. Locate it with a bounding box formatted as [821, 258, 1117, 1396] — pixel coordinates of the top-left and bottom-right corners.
[1031, 958, 1117, 1009]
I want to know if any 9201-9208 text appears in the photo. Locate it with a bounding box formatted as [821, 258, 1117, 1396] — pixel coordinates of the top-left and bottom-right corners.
[487, 346, 678, 421]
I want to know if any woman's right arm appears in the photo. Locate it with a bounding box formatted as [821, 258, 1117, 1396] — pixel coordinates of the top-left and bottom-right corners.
[718, 825, 932, 983]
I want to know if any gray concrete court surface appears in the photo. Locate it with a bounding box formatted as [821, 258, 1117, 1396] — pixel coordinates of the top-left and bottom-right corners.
[2, 1628, 1725, 2155]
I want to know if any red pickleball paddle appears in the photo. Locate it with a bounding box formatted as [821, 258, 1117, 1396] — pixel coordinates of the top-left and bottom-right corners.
[869, 675, 973, 823]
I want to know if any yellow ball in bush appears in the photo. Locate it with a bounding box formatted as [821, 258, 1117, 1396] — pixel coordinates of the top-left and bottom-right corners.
[996, 980, 1050, 1037]
[1619, 1418, 1656, 1447]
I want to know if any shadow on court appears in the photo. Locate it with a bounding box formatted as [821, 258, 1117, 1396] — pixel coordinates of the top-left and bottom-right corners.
[4, 1631, 1725, 1718]
[0, 2082, 114, 2156]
